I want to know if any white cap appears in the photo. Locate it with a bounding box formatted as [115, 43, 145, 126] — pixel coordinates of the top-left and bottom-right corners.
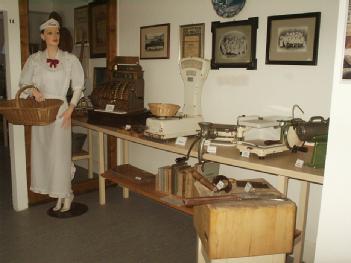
[40, 18, 60, 31]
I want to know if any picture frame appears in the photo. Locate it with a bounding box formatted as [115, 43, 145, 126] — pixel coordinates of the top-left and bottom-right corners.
[211, 17, 258, 70]
[343, 2, 351, 79]
[74, 5, 89, 45]
[179, 23, 205, 58]
[93, 67, 109, 90]
[140, 23, 170, 59]
[89, 2, 107, 58]
[266, 12, 321, 65]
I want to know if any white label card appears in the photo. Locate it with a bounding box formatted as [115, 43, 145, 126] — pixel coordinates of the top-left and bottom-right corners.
[204, 140, 211, 146]
[175, 136, 187, 146]
[295, 159, 304, 168]
[241, 151, 250, 158]
[244, 182, 253, 193]
[216, 180, 225, 190]
[105, 104, 115, 112]
[207, 145, 217, 154]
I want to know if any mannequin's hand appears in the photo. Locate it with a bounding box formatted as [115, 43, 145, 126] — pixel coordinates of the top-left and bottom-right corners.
[32, 89, 45, 102]
[60, 105, 74, 128]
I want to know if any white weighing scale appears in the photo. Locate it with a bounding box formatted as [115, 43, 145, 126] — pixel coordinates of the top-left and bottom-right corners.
[144, 57, 210, 139]
[236, 115, 290, 158]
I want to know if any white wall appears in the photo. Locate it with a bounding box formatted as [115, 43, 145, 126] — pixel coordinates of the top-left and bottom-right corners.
[0, 0, 28, 211]
[118, 1, 338, 262]
[314, 0, 351, 262]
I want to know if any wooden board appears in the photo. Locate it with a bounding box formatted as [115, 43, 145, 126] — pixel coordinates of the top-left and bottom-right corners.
[102, 164, 193, 215]
[193, 180, 296, 259]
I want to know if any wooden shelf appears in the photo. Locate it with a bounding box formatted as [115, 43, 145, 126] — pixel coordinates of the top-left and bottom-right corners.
[102, 164, 193, 215]
[72, 150, 89, 161]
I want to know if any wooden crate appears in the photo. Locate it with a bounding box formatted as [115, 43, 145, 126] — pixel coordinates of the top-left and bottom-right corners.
[193, 179, 296, 259]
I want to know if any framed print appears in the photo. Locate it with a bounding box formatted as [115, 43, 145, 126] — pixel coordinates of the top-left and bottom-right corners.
[180, 23, 205, 58]
[266, 12, 321, 65]
[74, 5, 89, 44]
[343, 1, 351, 79]
[89, 2, 107, 58]
[93, 67, 108, 89]
[140, 23, 170, 59]
[211, 17, 258, 70]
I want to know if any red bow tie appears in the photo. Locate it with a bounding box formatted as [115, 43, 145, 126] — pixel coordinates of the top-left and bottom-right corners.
[47, 58, 59, 68]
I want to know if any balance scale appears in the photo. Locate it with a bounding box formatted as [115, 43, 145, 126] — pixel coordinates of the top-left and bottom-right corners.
[236, 116, 290, 158]
[144, 57, 210, 140]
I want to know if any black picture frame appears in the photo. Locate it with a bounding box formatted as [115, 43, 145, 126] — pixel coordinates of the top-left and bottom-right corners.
[140, 23, 170, 59]
[266, 12, 321, 65]
[211, 17, 258, 70]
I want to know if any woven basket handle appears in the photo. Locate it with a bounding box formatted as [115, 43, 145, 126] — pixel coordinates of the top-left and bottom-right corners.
[15, 85, 39, 108]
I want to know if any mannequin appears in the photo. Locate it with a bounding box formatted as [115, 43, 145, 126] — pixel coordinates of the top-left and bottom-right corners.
[19, 18, 84, 212]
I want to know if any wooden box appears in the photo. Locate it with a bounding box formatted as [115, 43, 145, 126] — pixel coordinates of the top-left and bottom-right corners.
[193, 179, 296, 259]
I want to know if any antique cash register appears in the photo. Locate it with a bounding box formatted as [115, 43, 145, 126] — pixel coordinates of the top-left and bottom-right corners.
[88, 56, 150, 127]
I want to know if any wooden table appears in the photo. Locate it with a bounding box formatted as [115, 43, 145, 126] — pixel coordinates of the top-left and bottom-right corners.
[72, 117, 323, 263]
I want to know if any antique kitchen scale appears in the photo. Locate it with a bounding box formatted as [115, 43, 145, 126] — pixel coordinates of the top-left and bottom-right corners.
[144, 57, 211, 139]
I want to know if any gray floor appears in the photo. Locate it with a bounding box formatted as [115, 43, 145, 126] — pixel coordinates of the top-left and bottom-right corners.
[0, 145, 197, 263]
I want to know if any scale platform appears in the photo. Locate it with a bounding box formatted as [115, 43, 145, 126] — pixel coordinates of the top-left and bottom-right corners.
[237, 140, 289, 158]
[144, 116, 202, 140]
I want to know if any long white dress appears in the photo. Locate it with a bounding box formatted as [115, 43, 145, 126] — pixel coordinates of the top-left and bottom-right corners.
[19, 49, 84, 198]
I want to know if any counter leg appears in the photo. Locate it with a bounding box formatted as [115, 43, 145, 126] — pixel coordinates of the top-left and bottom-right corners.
[98, 131, 106, 205]
[293, 181, 310, 263]
[197, 236, 206, 263]
[122, 139, 129, 199]
[88, 129, 93, 179]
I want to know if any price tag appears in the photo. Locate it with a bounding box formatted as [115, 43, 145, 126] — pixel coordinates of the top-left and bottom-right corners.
[216, 180, 225, 190]
[175, 136, 187, 146]
[295, 159, 304, 168]
[105, 104, 115, 112]
[241, 151, 250, 158]
[207, 145, 217, 154]
[204, 140, 211, 146]
[244, 182, 253, 193]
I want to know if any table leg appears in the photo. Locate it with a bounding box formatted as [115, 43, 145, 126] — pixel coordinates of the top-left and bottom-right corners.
[293, 181, 310, 263]
[197, 236, 206, 263]
[98, 131, 106, 205]
[276, 176, 289, 195]
[122, 139, 129, 199]
[88, 129, 93, 179]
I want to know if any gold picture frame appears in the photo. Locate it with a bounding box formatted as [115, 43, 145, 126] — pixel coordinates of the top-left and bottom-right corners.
[140, 23, 170, 59]
[180, 23, 205, 58]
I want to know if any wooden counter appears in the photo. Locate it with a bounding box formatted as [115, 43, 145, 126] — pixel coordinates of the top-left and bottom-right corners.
[72, 116, 324, 263]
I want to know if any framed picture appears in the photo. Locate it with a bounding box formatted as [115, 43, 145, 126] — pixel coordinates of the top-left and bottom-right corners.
[211, 17, 258, 70]
[343, 2, 351, 79]
[74, 5, 89, 44]
[89, 2, 107, 58]
[180, 23, 205, 58]
[266, 12, 321, 65]
[93, 67, 109, 89]
[140, 23, 170, 59]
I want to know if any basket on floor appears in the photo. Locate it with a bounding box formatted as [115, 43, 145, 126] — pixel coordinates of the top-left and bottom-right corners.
[0, 85, 63, 126]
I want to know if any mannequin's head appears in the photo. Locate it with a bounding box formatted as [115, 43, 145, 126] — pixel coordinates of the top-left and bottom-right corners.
[40, 18, 60, 49]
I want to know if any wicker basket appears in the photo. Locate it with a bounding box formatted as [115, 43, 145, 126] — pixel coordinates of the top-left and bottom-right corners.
[148, 103, 180, 117]
[0, 85, 63, 125]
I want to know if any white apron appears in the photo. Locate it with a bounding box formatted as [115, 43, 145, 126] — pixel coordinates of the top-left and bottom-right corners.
[19, 50, 84, 198]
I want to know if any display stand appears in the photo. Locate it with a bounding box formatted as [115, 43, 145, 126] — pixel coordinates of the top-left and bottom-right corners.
[47, 202, 88, 218]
